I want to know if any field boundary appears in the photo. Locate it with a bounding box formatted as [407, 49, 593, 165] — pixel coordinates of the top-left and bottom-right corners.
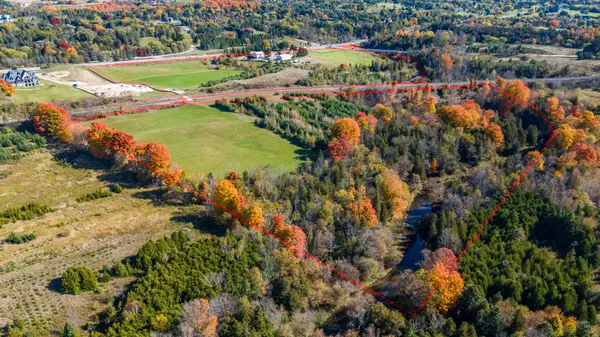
[74, 78, 556, 316]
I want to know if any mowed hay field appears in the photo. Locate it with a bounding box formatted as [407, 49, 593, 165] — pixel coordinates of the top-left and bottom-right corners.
[0, 150, 204, 332]
[309, 49, 376, 67]
[89, 105, 304, 177]
[91, 61, 243, 90]
[3, 80, 94, 104]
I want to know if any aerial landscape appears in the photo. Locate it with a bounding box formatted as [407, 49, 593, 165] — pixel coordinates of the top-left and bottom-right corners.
[1, 0, 600, 336]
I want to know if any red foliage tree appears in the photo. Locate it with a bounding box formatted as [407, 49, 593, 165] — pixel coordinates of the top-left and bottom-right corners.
[328, 136, 353, 161]
[570, 143, 598, 165]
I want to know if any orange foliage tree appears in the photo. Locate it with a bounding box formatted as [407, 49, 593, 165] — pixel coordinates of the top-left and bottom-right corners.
[87, 122, 114, 158]
[139, 143, 171, 176]
[329, 118, 361, 160]
[331, 118, 361, 145]
[377, 169, 412, 220]
[348, 197, 378, 227]
[500, 80, 531, 117]
[545, 97, 565, 124]
[33, 102, 72, 143]
[419, 249, 464, 312]
[0, 79, 14, 97]
[441, 54, 453, 70]
[270, 214, 306, 258]
[438, 100, 482, 129]
[484, 122, 504, 146]
[570, 143, 599, 165]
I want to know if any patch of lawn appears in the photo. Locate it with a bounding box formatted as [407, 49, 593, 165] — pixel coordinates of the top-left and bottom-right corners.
[92, 61, 244, 90]
[89, 105, 305, 177]
[5, 80, 93, 104]
[310, 49, 376, 67]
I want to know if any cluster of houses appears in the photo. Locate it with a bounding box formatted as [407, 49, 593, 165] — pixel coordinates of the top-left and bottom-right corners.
[247, 51, 294, 62]
[2, 69, 41, 87]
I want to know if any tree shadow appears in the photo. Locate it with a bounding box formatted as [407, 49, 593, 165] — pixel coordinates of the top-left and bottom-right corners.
[97, 171, 146, 189]
[51, 147, 111, 171]
[47, 277, 62, 293]
[171, 214, 226, 237]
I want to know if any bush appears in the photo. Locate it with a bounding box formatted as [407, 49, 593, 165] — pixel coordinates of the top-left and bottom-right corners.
[76, 189, 112, 202]
[61, 266, 98, 295]
[111, 183, 124, 194]
[0, 203, 54, 223]
[6, 232, 37, 244]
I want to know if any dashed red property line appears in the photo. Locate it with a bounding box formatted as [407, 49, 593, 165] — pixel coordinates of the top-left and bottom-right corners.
[72, 46, 556, 315]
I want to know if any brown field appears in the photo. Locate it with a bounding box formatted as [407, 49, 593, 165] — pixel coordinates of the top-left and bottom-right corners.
[0, 149, 205, 333]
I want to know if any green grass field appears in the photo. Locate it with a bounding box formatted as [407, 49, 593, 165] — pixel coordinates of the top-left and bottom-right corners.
[89, 105, 305, 176]
[7, 80, 93, 104]
[93, 61, 243, 90]
[310, 49, 376, 67]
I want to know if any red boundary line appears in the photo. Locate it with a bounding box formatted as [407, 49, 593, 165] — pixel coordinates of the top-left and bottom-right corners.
[68, 44, 558, 315]
[73, 79, 555, 316]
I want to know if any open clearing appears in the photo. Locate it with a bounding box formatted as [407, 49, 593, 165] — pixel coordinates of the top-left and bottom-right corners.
[308, 49, 376, 67]
[91, 61, 244, 90]
[1, 80, 94, 104]
[0, 150, 200, 332]
[87, 105, 305, 177]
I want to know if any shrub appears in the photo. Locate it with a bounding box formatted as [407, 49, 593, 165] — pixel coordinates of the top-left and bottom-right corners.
[6, 232, 37, 244]
[0, 203, 54, 223]
[61, 266, 98, 295]
[76, 189, 113, 202]
[111, 183, 124, 194]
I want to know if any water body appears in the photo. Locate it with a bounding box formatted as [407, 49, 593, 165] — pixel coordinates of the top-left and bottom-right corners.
[397, 201, 433, 270]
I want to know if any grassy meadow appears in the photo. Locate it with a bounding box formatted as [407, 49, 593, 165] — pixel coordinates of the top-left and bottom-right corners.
[92, 61, 243, 90]
[0, 150, 203, 333]
[309, 49, 376, 67]
[87, 105, 305, 177]
[5, 80, 93, 104]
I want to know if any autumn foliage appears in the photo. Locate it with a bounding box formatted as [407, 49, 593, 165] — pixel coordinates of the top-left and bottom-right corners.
[214, 179, 247, 216]
[500, 80, 531, 117]
[419, 249, 464, 312]
[356, 112, 378, 135]
[331, 118, 361, 145]
[180, 298, 217, 337]
[348, 196, 378, 227]
[0, 79, 14, 97]
[33, 103, 72, 143]
[377, 169, 412, 219]
[329, 118, 361, 160]
[438, 101, 504, 146]
[373, 103, 394, 123]
[270, 214, 306, 258]
[244, 203, 265, 229]
[545, 96, 565, 124]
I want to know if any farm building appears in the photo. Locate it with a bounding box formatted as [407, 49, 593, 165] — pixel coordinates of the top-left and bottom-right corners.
[2, 69, 41, 87]
[248, 51, 265, 60]
[275, 53, 293, 61]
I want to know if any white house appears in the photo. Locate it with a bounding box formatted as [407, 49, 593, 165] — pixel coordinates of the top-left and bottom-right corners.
[2, 69, 41, 87]
[0, 15, 14, 23]
[275, 53, 293, 61]
[248, 51, 265, 60]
